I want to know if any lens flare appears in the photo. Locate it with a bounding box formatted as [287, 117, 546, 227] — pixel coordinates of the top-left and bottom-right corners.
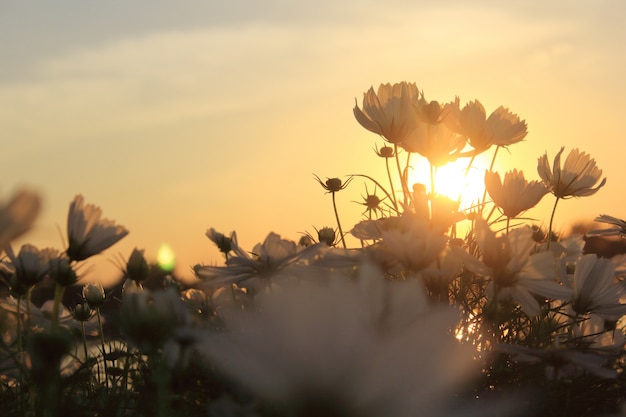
[157, 243, 176, 272]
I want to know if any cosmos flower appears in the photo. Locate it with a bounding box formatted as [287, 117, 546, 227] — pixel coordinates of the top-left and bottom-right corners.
[195, 232, 321, 290]
[586, 214, 626, 237]
[450, 100, 527, 153]
[353, 82, 423, 144]
[66, 195, 129, 262]
[198, 262, 477, 417]
[569, 254, 626, 321]
[471, 219, 573, 316]
[378, 214, 448, 273]
[4, 244, 57, 289]
[400, 118, 468, 167]
[537, 147, 606, 198]
[485, 169, 549, 218]
[0, 189, 41, 250]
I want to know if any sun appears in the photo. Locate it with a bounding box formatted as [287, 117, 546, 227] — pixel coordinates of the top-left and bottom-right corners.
[408, 156, 488, 211]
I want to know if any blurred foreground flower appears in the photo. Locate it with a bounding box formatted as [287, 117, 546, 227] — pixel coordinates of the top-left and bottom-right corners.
[0, 189, 41, 250]
[66, 195, 129, 262]
[200, 263, 477, 417]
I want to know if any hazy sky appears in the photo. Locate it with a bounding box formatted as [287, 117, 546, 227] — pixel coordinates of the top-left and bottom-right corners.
[2, 1, 625, 282]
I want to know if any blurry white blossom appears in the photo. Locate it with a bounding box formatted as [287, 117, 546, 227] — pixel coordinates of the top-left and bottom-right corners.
[199, 262, 477, 417]
[0, 189, 41, 250]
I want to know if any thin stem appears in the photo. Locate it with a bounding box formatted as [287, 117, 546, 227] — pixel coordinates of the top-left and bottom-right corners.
[96, 307, 109, 388]
[547, 196, 560, 250]
[394, 144, 410, 206]
[384, 157, 398, 210]
[81, 320, 89, 366]
[480, 146, 501, 214]
[50, 283, 65, 331]
[332, 192, 347, 248]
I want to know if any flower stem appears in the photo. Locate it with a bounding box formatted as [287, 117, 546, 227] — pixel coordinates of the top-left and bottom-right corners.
[332, 192, 347, 248]
[547, 196, 560, 250]
[96, 307, 109, 388]
[384, 157, 398, 211]
[51, 283, 65, 331]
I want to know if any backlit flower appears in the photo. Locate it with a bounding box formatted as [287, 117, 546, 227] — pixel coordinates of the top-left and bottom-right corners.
[471, 219, 573, 316]
[4, 244, 56, 288]
[0, 189, 41, 250]
[66, 195, 129, 261]
[485, 169, 548, 218]
[452, 100, 527, 153]
[400, 119, 467, 167]
[570, 254, 626, 320]
[353, 82, 423, 144]
[379, 214, 447, 272]
[537, 147, 606, 198]
[195, 232, 321, 289]
[586, 214, 626, 237]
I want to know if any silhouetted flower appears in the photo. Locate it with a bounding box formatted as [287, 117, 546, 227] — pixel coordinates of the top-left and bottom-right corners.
[353, 82, 423, 144]
[207, 228, 234, 255]
[3, 244, 56, 288]
[82, 282, 106, 308]
[313, 175, 352, 193]
[451, 100, 527, 153]
[66, 195, 128, 261]
[125, 248, 149, 282]
[537, 147, 606, 198]
[195, 232, 321, 289]
[485, 169, 548, 218]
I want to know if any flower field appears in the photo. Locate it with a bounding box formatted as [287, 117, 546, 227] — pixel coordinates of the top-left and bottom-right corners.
[2, 81, 626, 416]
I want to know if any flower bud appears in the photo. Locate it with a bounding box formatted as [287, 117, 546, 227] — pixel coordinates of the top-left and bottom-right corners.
[318, 227, 336, 246]
[325, 178, 343, 192]
[72, 302, 93, 322]
[126, 248, 149, 282]
[82, 282, 105, 308]
[298, 235, 313, 247]
[376, 145, 395, 158]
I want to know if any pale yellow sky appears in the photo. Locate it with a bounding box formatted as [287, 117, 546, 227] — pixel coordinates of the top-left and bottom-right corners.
[1, 1, 625, 282]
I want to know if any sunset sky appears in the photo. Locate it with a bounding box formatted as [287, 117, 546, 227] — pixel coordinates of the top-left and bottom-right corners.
[2, 1, 625, 282]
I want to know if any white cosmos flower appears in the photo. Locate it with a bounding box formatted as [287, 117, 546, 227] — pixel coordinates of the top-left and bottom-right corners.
[195, 232, 321, 290]
[484, 169, 548, 218]
[66, 195, 128, 262]
[472, 219, 573, 316]
[199, 262, 477, 417]
[353, 82, 423, 145]
[570, 254, 626, 320]
[537, 147, 606, 198]
[379, 214, 448, 273]
[586, 214, 626, 237]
